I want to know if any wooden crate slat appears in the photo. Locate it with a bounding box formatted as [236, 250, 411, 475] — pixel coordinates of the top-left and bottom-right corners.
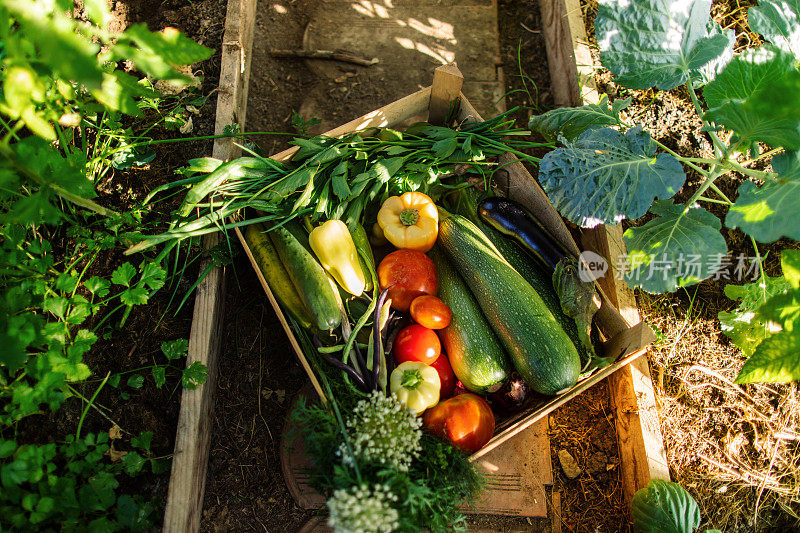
[162, 0, 258, 530]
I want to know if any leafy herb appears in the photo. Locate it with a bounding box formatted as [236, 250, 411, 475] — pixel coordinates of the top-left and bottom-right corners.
[127, 110, 549, 254]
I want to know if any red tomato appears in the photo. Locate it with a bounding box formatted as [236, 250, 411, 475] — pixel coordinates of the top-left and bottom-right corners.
[429, 353, 456, 398]
[422, 393, 495, 453]
[410, 295, 452, 330]
[393, 324, 441, 365]
[378, 250, 438, 311]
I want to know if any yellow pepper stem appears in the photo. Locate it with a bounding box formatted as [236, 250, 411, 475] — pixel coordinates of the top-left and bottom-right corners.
[400, 368, 424, 389]
[399, 208, 420, 226]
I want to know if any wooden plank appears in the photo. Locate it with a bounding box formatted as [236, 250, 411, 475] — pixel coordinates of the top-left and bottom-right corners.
[270, 85, 432, 162]
[162, 0, 257, 530]
[467, 418, 552, 517]
[550, 491, 562, 533]
[429, 63, 465, 125]
[470, 342, 651, 462]
[541, 0, 672, 506]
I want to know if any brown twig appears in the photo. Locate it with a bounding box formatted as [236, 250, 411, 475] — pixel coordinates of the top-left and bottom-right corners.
[269, 49, 379, 67]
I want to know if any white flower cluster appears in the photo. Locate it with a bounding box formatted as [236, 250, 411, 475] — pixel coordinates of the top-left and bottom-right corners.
[338, 391, 422, 472]
[326, 483, 399, 533]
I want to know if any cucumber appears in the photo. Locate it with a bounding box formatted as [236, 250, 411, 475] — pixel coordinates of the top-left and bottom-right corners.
[430, 247, 510, 393]
[437, 214, 580, 395]
[270, 222, 341, 330]
[244, 223, 314, 330]
[448, 188, 589, 362]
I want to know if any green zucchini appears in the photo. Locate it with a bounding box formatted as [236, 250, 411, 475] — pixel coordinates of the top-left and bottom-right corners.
[437, 214, 580, 395]
[270, 222, 341, 330]
[448, 188, 589, 362]
[430, 247, 510, 393]
[244, 223, 314, 330]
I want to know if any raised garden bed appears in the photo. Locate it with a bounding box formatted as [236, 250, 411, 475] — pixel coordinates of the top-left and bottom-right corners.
[161, 0, 671, 530]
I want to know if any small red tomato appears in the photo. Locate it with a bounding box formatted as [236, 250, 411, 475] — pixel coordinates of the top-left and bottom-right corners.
[429, 353, 456, 398]
[378, 250, 438, 311]
[423, 393, 495, 453]
[393, 324, 441, 365]
[410, 295, 452, 330]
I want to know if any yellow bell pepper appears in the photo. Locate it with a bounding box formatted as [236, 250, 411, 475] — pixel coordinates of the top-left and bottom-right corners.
[309, 219, 366, 296]
[390, 361, 441, 415]
[377, 192, 438, 252]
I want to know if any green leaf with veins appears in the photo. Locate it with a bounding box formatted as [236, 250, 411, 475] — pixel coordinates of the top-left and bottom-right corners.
[595, 0, 732, 90]
[736, 330, 800, 383]
[756, 289, 800, 332]
[631, 480, 700, 533]
[719, 275, 790, 357]
[726, 183, 800, 243]
[181, 361, 208, 389]
[691, 21, 735, 87]
[748, 0, 800, 57]
[111, 263, 136, 287]
[726, 150, 800, 242]
[703, 46, 800, 150]
[624, 200, 728, 293]
[161, 339, 188, 360]
[528, 95, 630, 141]
[538, 127, 685, 227]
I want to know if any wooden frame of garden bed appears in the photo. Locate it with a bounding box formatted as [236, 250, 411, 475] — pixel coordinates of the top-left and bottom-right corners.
[162, 1, 670, 530]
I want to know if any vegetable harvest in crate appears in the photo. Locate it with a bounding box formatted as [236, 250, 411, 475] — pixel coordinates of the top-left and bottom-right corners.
[130, 109, 610, 531]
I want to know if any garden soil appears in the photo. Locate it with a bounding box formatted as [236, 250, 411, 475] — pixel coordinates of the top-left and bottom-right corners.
[35, 0, 797, 532]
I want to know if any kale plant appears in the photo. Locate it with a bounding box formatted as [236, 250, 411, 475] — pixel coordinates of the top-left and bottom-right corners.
[529, 0, 800, 384]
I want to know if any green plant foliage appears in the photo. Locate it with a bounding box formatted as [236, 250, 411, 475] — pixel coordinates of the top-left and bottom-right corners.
[631, 480, 701, 533]
[528, 95, 630, 141]
[719, 275, 790, 357]
[726, 150, 800, 242]
[623, 200, 728, 293]
[703, 46, 800, 150]
[595, 0, 732, 90]
[0, 1, 213, 528]
[538, 127, 685, 227]
[748, 0, 800, 57]
[0, 433, 155, 531]
[532, 0, 800, 383]
[736, 251, 800, 383]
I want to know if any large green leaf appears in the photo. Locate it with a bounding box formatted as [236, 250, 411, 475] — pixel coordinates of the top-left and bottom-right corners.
[726, 183, 800, 243]
[631, 480, 700, 533]
[736, 330, 800, 383]
[624, 200, 727, 293]
[538, 127, 685, 227]
[726, 150, 800, 242]
[5, 0, 104, 89]
[704, 46, 800, 150]
[719, 275, 790, 357]
[692, 21, 736, 86]
[748, 0, 800, 57]
[528, 95, 630, 141]
[782, 249, 800, 288]
[115, 25, 213, 80]
[595, 0, 732, 90]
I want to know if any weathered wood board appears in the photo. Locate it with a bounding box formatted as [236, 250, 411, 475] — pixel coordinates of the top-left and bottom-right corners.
[162, 0, 257, 531]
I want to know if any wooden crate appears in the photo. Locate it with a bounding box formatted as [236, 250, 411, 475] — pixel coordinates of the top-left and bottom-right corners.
[162, 1, 670, 531]
[235, 64, 655, 459]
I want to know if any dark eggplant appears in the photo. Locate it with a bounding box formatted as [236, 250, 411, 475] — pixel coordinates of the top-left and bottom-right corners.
[477, 197, 572, 271]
